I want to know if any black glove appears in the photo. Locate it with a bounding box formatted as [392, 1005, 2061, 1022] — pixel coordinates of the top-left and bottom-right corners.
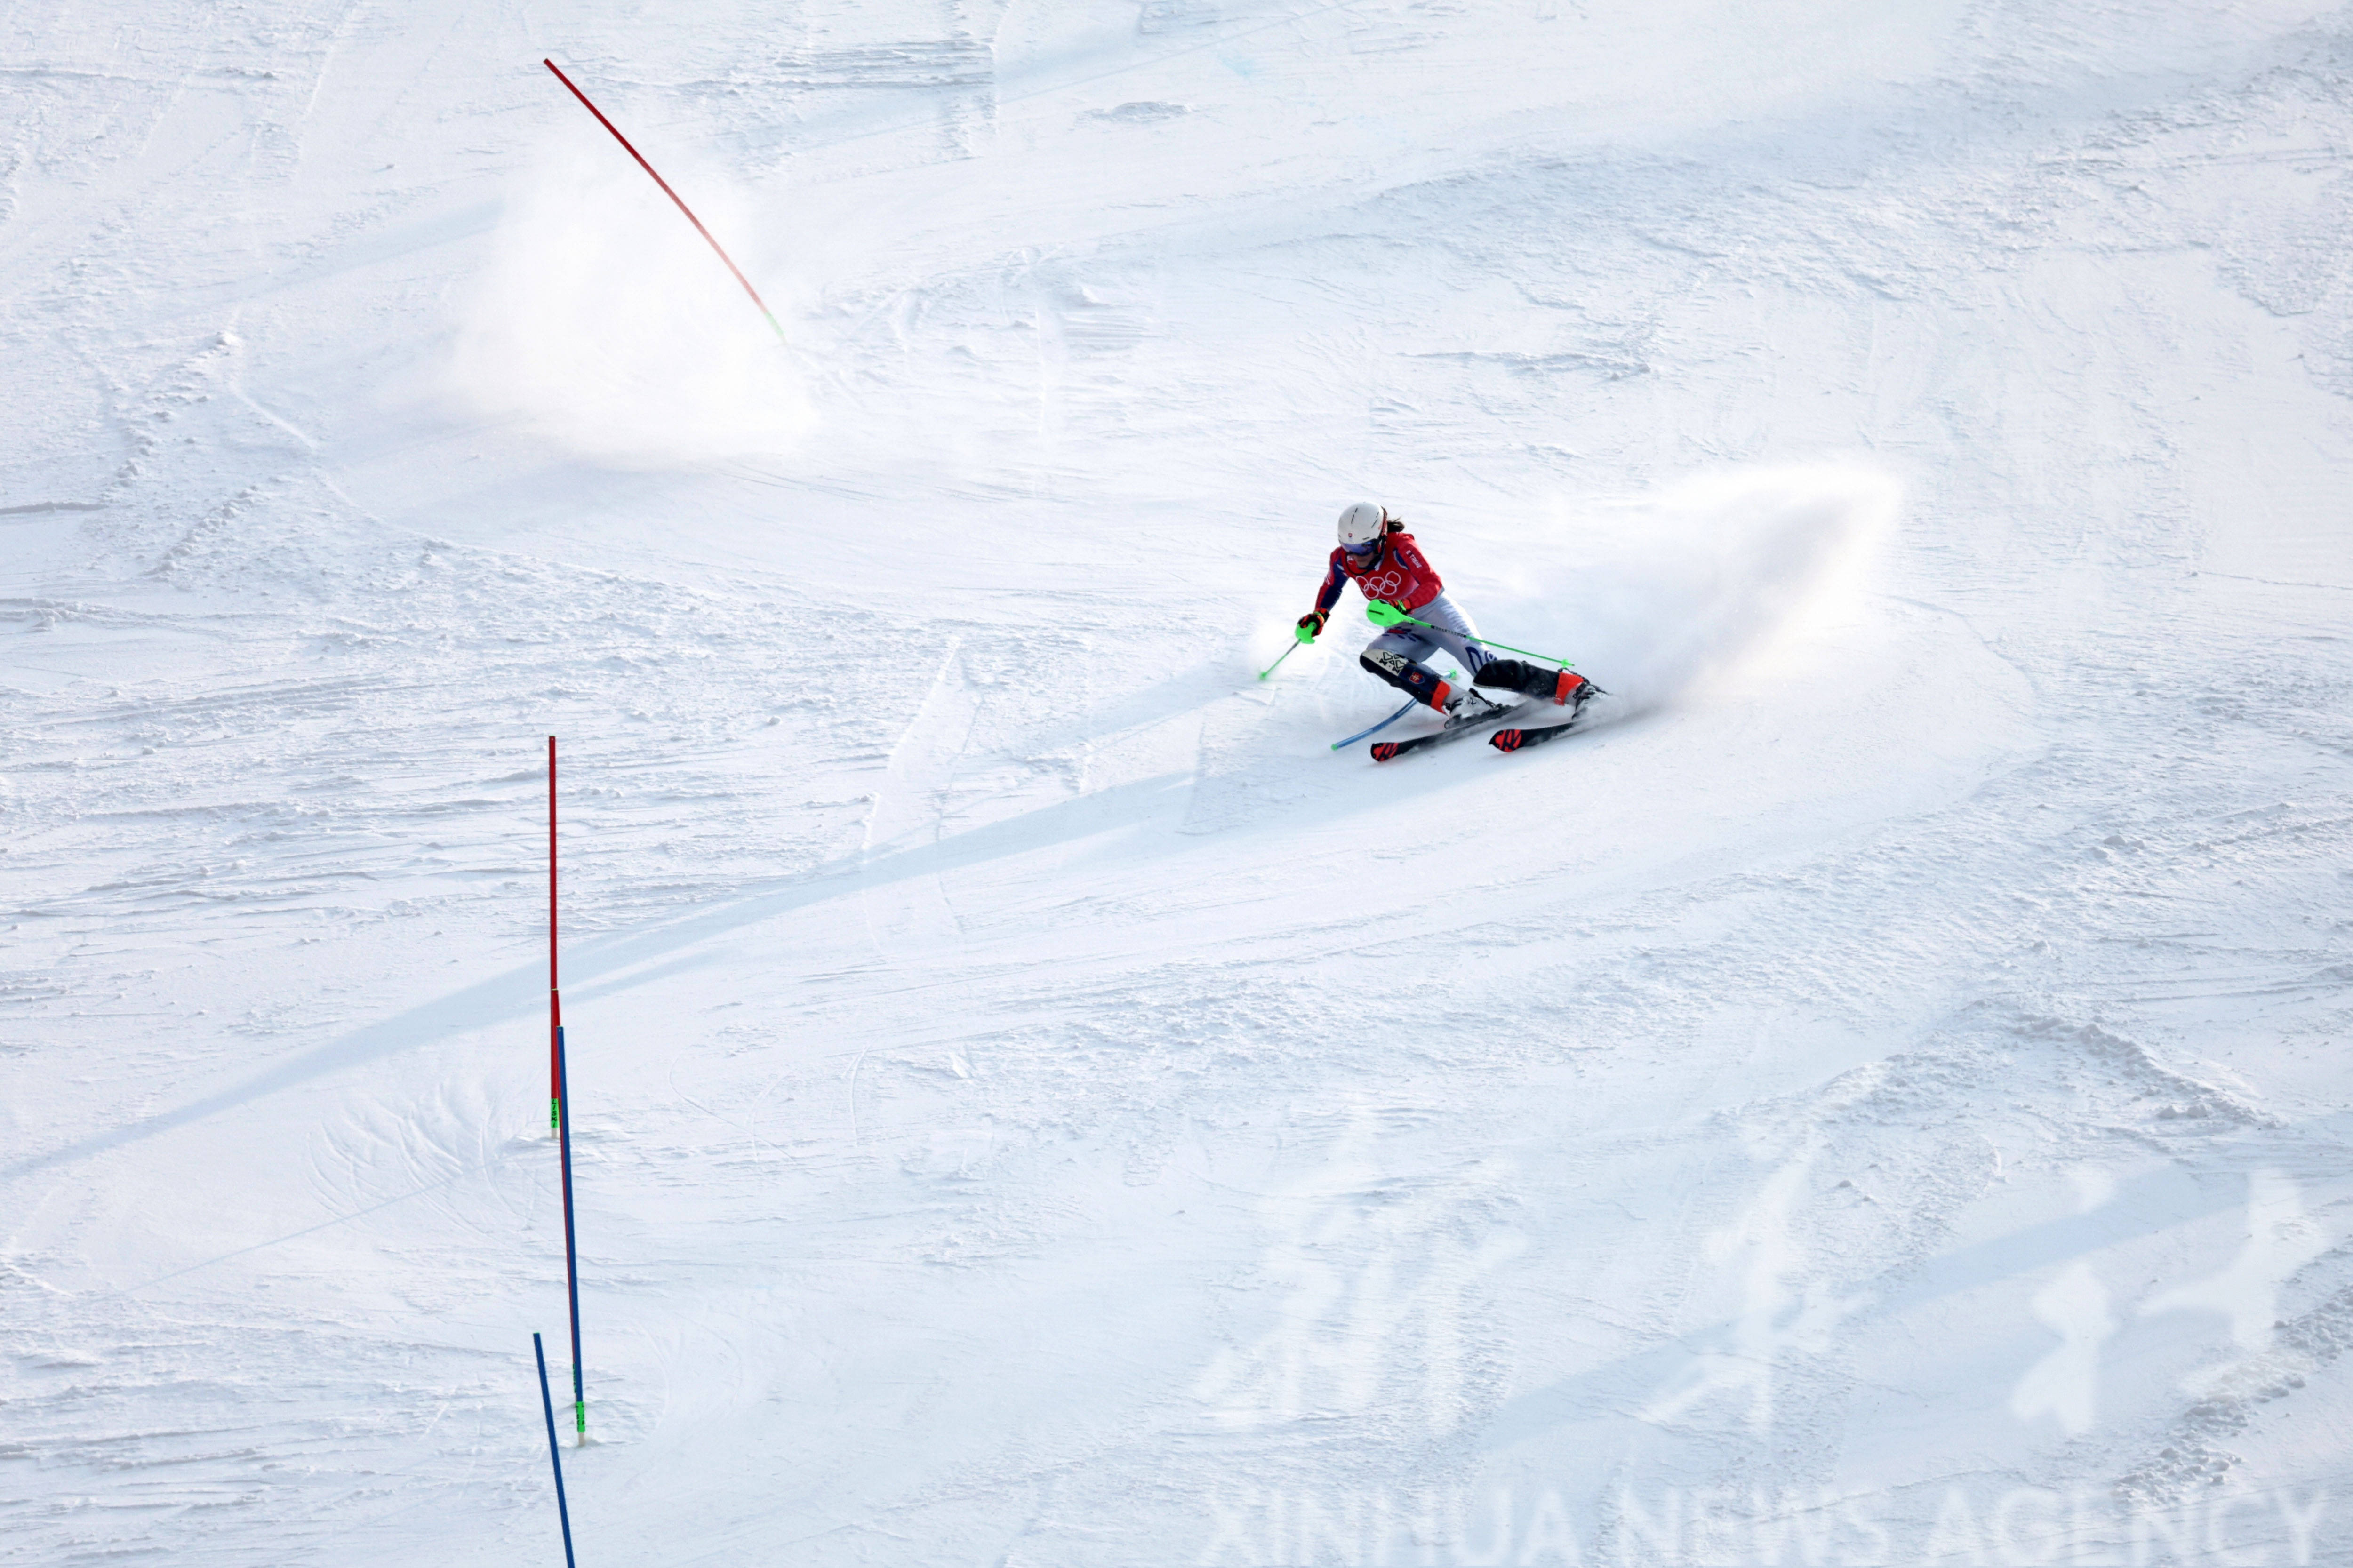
[1295, 609, 1329, 643]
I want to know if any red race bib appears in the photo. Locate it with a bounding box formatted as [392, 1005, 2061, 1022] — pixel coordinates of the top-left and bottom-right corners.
[1335, 533, 1443, 612]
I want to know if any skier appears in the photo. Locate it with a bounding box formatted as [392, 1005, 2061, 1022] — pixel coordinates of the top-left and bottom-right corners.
[1295, 502, 1591, 719]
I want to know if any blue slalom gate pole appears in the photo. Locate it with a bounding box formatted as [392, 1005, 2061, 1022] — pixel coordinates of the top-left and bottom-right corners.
[557, 1025, 584, 1441]
[533, 1333, 579, 1568]
[549, 736, 584, 1442]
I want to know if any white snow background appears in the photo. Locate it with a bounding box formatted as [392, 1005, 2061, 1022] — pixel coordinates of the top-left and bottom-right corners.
[3, 0, 2351, 1564]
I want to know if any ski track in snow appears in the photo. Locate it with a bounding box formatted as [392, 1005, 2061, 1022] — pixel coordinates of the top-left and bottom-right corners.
[4, 0, 2353, 1563]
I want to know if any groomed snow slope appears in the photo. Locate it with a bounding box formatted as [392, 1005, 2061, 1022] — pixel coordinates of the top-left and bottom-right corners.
[4, 1, 2352, 1563]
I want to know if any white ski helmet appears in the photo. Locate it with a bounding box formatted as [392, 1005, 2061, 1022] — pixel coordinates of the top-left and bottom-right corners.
[1337, 501, 1386, 548]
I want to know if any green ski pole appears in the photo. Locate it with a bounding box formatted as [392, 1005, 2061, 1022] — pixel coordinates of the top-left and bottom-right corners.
[1364, 600, 1578, 668]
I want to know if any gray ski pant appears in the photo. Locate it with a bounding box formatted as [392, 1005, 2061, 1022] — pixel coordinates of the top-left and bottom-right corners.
[1361, 592, 1496, 679]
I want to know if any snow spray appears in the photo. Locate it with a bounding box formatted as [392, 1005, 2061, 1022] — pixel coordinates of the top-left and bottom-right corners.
[542, 58, 787, 346]
[446, 110, 809, 466]
[549, 736, 585, 1442]
[532, 1333, 579, 1568]
[1513, 466, 1897, 714]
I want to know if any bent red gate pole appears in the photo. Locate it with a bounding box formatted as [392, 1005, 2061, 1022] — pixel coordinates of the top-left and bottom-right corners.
[542, 57, 789, 346]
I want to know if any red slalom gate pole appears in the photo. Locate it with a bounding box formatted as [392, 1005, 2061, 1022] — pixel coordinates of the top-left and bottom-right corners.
[542, 57, 789, 346]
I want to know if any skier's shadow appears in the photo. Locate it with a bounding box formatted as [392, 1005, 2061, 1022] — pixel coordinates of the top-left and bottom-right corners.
[0, 772, 1195, 1185]
[7, 684, 1608, 1184]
